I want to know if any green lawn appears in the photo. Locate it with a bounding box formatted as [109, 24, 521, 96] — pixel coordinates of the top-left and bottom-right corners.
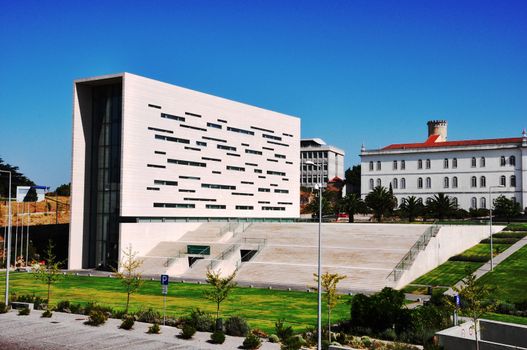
[0, 272, 351, 333]
[404, 242, 515, 294]
[477, 245, 527, 303]
[483, 312, 527, 325]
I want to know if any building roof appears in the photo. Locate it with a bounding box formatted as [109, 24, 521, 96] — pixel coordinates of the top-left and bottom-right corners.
[382, 135, 523, 150]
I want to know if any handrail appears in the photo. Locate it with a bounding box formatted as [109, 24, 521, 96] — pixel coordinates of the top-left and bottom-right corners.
[387, 222, 440, 282]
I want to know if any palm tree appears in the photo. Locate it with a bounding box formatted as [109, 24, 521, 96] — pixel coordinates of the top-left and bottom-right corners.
[365, 186, 395, 222]
[339, 193, 367, 223]
[399, 196, 424, 222]
[426, 193, 456, 220]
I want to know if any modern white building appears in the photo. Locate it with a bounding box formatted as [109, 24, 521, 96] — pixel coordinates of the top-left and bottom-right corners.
[300, 138, 345, 188]
[69, 73, 300, 269]
[360, 120, 527, 211]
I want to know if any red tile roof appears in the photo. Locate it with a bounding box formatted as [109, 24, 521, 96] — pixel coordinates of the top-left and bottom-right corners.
[382, 136, 522, 150]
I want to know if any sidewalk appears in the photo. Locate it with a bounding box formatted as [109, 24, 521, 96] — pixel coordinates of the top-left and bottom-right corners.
[444, 236, 527, 296]
[0, 309, 279, 350]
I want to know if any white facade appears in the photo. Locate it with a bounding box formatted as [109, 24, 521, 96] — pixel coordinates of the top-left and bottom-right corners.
[360, 121, 527, 211]
[70, 73, 300, 269]
[300, 138, 345, 188]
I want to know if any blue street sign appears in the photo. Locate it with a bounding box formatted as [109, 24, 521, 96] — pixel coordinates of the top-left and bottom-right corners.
[161, 274, 169, 286]
[454, 295, 460, 306]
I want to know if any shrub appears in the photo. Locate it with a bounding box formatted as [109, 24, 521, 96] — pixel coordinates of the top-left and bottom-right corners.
[56, 300, 71, 312]
[493, 231, 527, 239]
[282, 335, 305, 350]
[210, 330, 226, 344]
[225, 315, 250, 337]
[185, 308, 214, 332]
[242, 333, 261, 349]
[120, 315, 135, 330]
[180, 324, 196, 339]
[18, 307, 31, 316]
[42, 309, 53, 318]
[336, 332, 347, 344]
[252, 328, 268, 338]
[136, 307, 161, 323]
[85, 310, 108, 326]
[268, 334, 279, 343]
[148, 323, 161, 334]
[361, 336, 372, 347]
[69, 303, 84, 314]
[84, 302, 113, 316]
[505, 223, 527, 232]
[448, 255, 489, 263]
[275, 319, 294, 342]
[480, 237, 519, 244]
[0, 302, 9, 313]
[381, 328, 397, 340]
[112, 309, 127, 320]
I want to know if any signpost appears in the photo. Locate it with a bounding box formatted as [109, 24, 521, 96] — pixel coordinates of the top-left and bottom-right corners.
[454, 294, 460, 326]
[161, 274, 169, 325]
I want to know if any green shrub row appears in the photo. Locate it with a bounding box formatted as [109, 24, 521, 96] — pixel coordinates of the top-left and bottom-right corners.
[493, 231, 527, 239]
[449, 255, 489, 263]
[480, 237, 519, 244]
[505, 223, 527, 232]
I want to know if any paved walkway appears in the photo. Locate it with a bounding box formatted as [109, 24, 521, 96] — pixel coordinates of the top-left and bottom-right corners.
[0, 309, 279, 350]
[445, 236, 527, 296]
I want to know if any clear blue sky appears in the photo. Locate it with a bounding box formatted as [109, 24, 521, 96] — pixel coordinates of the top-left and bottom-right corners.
[1, 0, 526, 189]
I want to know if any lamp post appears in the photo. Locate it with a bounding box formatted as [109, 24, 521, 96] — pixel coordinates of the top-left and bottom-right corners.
[489, 185, 504, 271]
[1, 170, 12, 305]
[306, 160, 322, 350]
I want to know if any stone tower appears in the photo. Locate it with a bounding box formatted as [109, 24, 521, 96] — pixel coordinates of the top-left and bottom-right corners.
[427, 120, 448, 142]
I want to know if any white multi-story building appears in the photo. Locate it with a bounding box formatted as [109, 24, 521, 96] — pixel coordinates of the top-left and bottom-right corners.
[69, 73, 300, 269]
[300, 138, 345, 189]
[360, 120, 527, 211]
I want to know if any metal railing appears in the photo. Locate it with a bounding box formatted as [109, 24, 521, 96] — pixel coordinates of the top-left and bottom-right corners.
[208, 243, 241, 270]
[218, 222, 253, 237]
[387, 222, 440, 282]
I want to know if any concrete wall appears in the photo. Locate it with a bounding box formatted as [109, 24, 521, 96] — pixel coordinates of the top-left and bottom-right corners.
[437, 320, 527, 350]
[119, 222, 202, 258]
[395, 225, 505, 289]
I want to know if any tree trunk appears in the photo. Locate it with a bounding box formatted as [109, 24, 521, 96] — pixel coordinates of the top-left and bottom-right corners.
[348, 211, 354, 223]
[47, 282, 51, 308]
[216, 302, 220, 321]
[126, 291, 130, 313]
[328, 307, 331, 343]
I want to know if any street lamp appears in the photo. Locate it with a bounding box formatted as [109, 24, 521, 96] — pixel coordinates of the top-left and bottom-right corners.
[489, 185, 505, 271]
[306, 160, 322, 350]
[0, 170, 12, 305]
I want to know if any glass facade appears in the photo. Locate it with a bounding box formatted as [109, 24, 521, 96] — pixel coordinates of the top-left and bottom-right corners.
[88, 83, 122, 268]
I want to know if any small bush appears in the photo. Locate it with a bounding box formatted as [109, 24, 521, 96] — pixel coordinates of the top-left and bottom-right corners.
[275, 319, 294, 342]
[242, 333, 261, 349]
[148, 323, 161, 334]
[69, 303, 84, 314]
[120, 315, 135, 330]
[18, 307, 31, 316]
[210, 330, 226, 344]
[185, 308, 214, 332]
[112, 309, 127, 320]
[493, 231, 527, 239]
[268, 334, 279, 343]
[225, 315, 250, 336]
[84, 302, 113, 316]
[85, 310, 108, 326]
[336, 332, 347, 344]
[505, 223, 527, 232]
[180, 324, 196, 339]
[282, 335, 304, 350]
[449, 255, 489, 262]
[361, 336, 372, 347]
[136, 308, 161, 323]
[0, 302, 9, 313]
[42, 309, 53, 318]
[481, 237, 519, 244]
[56, 300, 71, 312]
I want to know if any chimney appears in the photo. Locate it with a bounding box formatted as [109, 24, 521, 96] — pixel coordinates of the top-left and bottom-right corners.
[427, 120, 447, 142]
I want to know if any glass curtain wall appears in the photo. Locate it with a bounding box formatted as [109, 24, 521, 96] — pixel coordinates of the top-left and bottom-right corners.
[88, 83, 122, 269]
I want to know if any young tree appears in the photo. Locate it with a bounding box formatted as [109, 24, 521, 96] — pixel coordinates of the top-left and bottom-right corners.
[114, 245, 144, 314]
[33, 240, 63, 309]
[313, 272, 346, 342]
[339, 193, 367, 223]
[399, 196, 425, 222]
[55, 183, 71, 196]
[493, 195, 522, 223]
[448, 273, 496, 350]
[344, 165, 361, 195]
[306, 190, 335, 218]
[204, 268, 237, 321]
[365, 186, 395, 222]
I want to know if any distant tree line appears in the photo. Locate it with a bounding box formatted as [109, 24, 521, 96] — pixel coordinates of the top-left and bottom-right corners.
[0, 157, 35, 198]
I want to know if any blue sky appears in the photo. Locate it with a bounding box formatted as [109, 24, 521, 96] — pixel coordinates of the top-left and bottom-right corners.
[0, 0, 526, 189]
